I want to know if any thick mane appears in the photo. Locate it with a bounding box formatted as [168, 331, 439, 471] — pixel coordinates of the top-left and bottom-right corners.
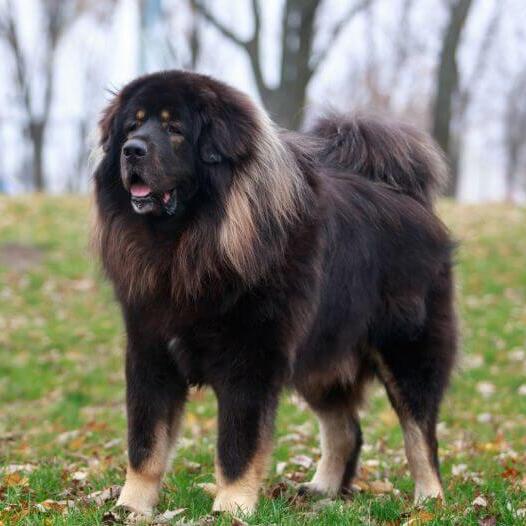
[218, 107, 310, 280]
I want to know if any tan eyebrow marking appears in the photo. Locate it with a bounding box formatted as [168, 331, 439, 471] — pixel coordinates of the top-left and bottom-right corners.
[136, 109, 145, 120]
[161, 110, 170, 121]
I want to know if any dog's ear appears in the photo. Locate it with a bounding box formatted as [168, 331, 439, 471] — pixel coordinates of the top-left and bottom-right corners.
[198, 89, 257, 164]
[99, 93, 121, 152]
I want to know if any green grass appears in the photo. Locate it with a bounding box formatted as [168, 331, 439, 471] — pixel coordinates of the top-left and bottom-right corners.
[1, 196, 525, 525]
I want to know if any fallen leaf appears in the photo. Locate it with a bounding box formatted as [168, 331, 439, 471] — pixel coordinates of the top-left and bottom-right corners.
[402, 510, 434, 525]
[35, 499, 66, 513]
[352, 479, 370, 492]
[82, 485, 121, 506]
[71, 471, 88, 482]
[452, 464, 468, 476]
[501, 465, 520, 480]
[266, 481, 290, 499]
[472, 495, 488, 508]
[276, 461, 287, 475]
[477, 413, 492, 423]
[154, 508, 185, 522]
[182, 459, 201, 473]
[476, 382, 496, 397]
[290, 455, 313, 469]
[369, 479, 394, 494]
[1, 464, 36, 474]
[4, 473, 29, 487]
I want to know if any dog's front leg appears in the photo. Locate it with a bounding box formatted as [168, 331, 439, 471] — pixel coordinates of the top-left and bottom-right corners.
[117, 331, 188, 517]
[212, 378, 279, 515]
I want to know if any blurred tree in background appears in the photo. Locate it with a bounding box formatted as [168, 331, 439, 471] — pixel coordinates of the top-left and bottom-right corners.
[0, 0, 116, 191]
[191, 0, 370, 129]
[0, 0, 525, 199]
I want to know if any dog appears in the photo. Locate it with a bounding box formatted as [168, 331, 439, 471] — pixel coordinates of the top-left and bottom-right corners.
[92, 70, 457, 517]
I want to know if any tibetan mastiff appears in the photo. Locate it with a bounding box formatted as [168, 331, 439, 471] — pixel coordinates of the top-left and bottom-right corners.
[93, 70, 457, 516]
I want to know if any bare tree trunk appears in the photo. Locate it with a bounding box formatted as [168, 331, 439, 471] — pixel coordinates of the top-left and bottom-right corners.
[504, 69, 526, 202]
[28, 121, 45, 192]
[431, 0, 474, 197]
[192, 0, 370, 129]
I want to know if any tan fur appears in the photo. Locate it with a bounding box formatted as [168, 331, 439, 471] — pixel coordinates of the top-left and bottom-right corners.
[374, 352, 444, 502]
[213, 436, 272, 514]
[117, 409, 185, 516]
[402, 420, 444, 502]
[91, 211, 167, 301]
[218, 107, 308, 280]
[301, 354, 359, 394]
[305, 409, 358, 496]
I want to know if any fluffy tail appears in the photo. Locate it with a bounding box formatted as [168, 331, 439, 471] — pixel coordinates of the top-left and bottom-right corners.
[311, 114, 448, 206]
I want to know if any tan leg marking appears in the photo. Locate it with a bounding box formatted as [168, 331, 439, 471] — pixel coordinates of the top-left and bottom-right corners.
[213, 438, 272, 515]
[117, 408, 184, 516]
[402, 420, 444, 502]
[304, 410, 357, 496]
[374, 352, 443, 502]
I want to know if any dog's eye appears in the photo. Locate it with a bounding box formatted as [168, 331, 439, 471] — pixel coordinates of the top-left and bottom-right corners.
[167, 123, 183, 136]
[127, 121, 140, 133]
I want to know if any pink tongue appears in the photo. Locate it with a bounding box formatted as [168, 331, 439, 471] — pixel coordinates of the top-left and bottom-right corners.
[130, 184, 152, 197]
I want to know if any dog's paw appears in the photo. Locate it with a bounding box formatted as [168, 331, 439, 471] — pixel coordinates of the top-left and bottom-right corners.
[212, 490, 257, 515]
[116, 485, 156, 518]
[297, 481, 338, 498]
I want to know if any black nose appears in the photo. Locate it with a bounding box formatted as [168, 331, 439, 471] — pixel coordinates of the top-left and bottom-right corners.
[123, 138, 148, 159]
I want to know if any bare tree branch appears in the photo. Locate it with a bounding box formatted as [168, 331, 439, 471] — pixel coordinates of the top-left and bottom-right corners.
[310, 0, 372, 72]
[191, 0, 269, 96]
[1, 0, 33, 120]
[457, 0, 502, 117]
[190, 0, 247, 48]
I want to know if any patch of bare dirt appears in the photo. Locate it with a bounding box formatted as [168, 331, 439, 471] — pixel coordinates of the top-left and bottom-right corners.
[0, 243, 44, 271]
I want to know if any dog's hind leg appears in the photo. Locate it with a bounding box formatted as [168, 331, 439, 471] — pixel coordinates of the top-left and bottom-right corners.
[117, 334, 188, 517]
[377, 358, 445, 502]
[297, 367, 371, 497]
[375, 287, 456, 503]
[302, 407, 362, 496]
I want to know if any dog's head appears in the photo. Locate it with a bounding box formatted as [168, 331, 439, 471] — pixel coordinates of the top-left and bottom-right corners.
[98, 71, 259, 217]
[95, 71, 310, 287]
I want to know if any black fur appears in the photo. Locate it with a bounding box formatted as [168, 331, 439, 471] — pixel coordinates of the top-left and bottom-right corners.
[93, 70, 457, 513]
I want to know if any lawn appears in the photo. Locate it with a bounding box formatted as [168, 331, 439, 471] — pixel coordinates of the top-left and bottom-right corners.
[1, 196, 525, 525]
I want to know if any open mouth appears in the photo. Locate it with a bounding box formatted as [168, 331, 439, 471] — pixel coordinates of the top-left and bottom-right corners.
[128, 175, 177, 216]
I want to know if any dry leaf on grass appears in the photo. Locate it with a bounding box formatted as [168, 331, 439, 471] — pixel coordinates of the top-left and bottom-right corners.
[1, 464, 36, 474]
[3, 473, 29, 487]
[34, 499, 68, 513]
[369, 479, 394, 494]
[402, 510, 435, 525]
[472, 495, 488, 508]
[182, 459, 201, 473]
[290, 455, 313, 469]
[81, 485, 121, 506]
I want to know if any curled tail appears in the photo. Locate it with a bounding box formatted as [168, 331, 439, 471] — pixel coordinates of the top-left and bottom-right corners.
[310, 114, 448, 207]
